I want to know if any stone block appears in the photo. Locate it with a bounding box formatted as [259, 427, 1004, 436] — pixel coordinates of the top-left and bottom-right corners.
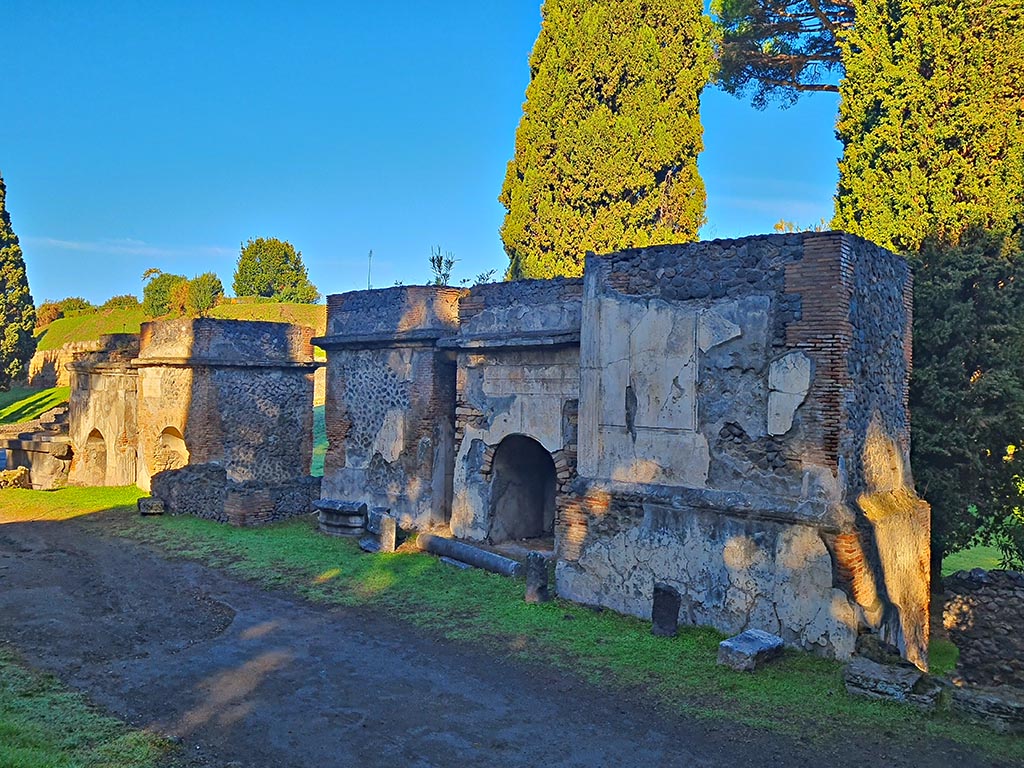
[843, 656, 947, 710]
[0, 466, 30, 489]
[651, 582, 681, 637]
[318, 499, 367, 537]
[138, 498, 165, 516]
[359, 509, 397, 553]
[717, 629, 784, 671]
[525, 552, 550, 604]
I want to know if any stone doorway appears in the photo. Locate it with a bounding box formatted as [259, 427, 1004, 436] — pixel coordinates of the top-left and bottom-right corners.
[487, 435, 556, 543]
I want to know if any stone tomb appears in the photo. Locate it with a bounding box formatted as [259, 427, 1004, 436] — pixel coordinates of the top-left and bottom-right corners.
[67, 319, 320, 524]
[314, 231, 930, 665]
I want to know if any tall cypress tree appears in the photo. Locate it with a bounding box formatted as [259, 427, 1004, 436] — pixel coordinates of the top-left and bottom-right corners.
[0, 172, 36, 391]
[833, 0, 1024, 253]
[500, 0, 716, 279]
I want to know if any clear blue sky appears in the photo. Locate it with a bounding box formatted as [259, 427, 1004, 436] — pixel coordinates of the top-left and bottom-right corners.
[2, 1, 841, 305]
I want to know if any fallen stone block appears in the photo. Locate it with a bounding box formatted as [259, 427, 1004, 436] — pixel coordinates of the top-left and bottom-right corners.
[525, 552, 550, 604]
[138, 498, 165, 516]
[952, 685, 1024, 734]
[359, 509, 397, 553]
[0, 466, 31, 490]
[316, 499, 367, 537]
[843, 656, 946, 710]
[717, 629, 784, 672]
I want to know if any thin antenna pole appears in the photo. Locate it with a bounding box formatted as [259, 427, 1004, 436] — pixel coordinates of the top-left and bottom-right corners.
[367, 249, 373, 289]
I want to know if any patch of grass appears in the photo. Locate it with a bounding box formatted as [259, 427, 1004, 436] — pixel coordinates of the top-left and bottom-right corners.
[3, 487, 1021, 763]
[942, 545, 1004, 575]
[35, 302, 326, 352]
[0, 386, 71, 425]
[929, 638, 959, 677]
[210, 301, 326, 334]
[311, 404, 326, 477]
[36, 307, 147, 351]
[0, 486, 144, 523]
[0, 646, 171, 768]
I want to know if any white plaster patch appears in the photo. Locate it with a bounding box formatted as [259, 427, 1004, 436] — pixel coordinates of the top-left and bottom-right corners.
[372, 408, 406, 464]
[767, 352, 812, 435]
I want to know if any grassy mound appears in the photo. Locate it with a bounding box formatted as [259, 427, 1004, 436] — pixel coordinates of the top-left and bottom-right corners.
[35, 301, 327, 352]
[0, 386, 70, 425]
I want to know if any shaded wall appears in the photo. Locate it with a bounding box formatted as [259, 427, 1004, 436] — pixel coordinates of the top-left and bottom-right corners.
[315, 287, 463, 529]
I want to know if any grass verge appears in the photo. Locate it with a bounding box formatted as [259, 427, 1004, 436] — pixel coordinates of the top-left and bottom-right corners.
[2, 487, 1021, 763]
[942, 545, 1004, 575]
[0, 647, 171, 768]
[0, 386, 70, 425]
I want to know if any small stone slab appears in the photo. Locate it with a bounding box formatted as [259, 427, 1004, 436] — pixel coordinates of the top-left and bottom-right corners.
[525, 552, 550, 604]
[717, 629, 784, 672]
[651, 582, 681, 637]
[439, 556, 472, 570]
[138, 498, 165, 516]
[359, 510, 397, 553]
[843, 656, 945, 710]
[317, 499, 367, 537]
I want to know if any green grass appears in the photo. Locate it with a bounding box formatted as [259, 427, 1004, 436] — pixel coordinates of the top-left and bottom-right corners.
[0, 647, 171, 768]
[942, 545, 1004, 575]
[928, 638, 959, 677]
[0, 386, 70, 425]
[36, 307, 147, 351]
[2, 486, 1021, 763]
[311, 404, 326, 477]
[35, 302, 327, 352]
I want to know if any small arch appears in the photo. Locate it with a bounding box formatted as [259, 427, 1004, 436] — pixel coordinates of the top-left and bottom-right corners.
[488, 434, 556, 542]
[81, 428, 108, 486]
[154, 427, 189, 473]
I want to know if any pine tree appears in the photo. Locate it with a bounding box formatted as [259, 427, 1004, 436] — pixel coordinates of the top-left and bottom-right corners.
[0, 172, 36, 391]
[833, 0, 1024, 253]
[499, 0, 716, 279]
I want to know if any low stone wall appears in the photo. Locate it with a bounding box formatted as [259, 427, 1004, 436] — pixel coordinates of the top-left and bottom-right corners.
[150, 463, 321, 526]
[944, 569, 1024, 688]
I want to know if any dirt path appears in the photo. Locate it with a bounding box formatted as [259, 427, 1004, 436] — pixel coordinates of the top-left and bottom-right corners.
[0, 515, 1007, 767]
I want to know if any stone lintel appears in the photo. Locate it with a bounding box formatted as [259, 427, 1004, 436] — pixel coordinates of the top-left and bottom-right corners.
[438, 331, 581, 351]
[131, 357, 317, 370]
[573, 479, 843, 532]
[312, 328, 450, 350]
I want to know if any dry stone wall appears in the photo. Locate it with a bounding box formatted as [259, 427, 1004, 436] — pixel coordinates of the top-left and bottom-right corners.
[944, 569, 1024, 688]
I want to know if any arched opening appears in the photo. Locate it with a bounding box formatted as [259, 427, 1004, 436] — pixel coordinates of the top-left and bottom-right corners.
[488, 434, 556, 543]
[154, 427, 189, 473]
[81, 428, 107, 486]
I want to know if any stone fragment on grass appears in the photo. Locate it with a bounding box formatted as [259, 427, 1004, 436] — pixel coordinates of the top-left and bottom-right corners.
[717, 629, 784, 671]
[138, 498, 165, 516]
[843, 656, 947, 711]
[651, 582, 681, 637]
[0, 466, 30, 489]
[525, 552, 550, 604]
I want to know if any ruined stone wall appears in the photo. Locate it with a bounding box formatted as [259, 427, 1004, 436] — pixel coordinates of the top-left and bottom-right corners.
[944, 570, 1024, 688]
[137, 320, 317, 519]
[560, 232, 929, 664]
[447, 279, 582, 541]
[316, 286, 463, 530]
[67, 336, 141, 487]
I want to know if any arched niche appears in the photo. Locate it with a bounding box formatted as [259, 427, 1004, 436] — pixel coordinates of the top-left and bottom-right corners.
[487, 434, 556, 542]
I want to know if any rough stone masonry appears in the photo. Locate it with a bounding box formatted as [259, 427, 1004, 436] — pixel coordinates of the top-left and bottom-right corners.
[316, 232, 931, 667]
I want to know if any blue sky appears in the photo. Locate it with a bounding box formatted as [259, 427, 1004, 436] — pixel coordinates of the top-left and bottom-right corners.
[2, 1, 841, 304]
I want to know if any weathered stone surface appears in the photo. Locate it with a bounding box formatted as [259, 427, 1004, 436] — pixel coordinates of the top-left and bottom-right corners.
[360, 509, 397, 553]
[318, 499, 367, 537]
[944, 569, 1024, 688]
[843, 656, 945, 709]
[525, 552, 550, 604]
[767, 352, 811, 435]
[416, 534, 522, 577]
[0, 466, 31, 489]
[951, 685, 1024, 734]
[138, 497, 165, 516]
[717, 629, 785, 671]
[651, 583, 681, 637]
